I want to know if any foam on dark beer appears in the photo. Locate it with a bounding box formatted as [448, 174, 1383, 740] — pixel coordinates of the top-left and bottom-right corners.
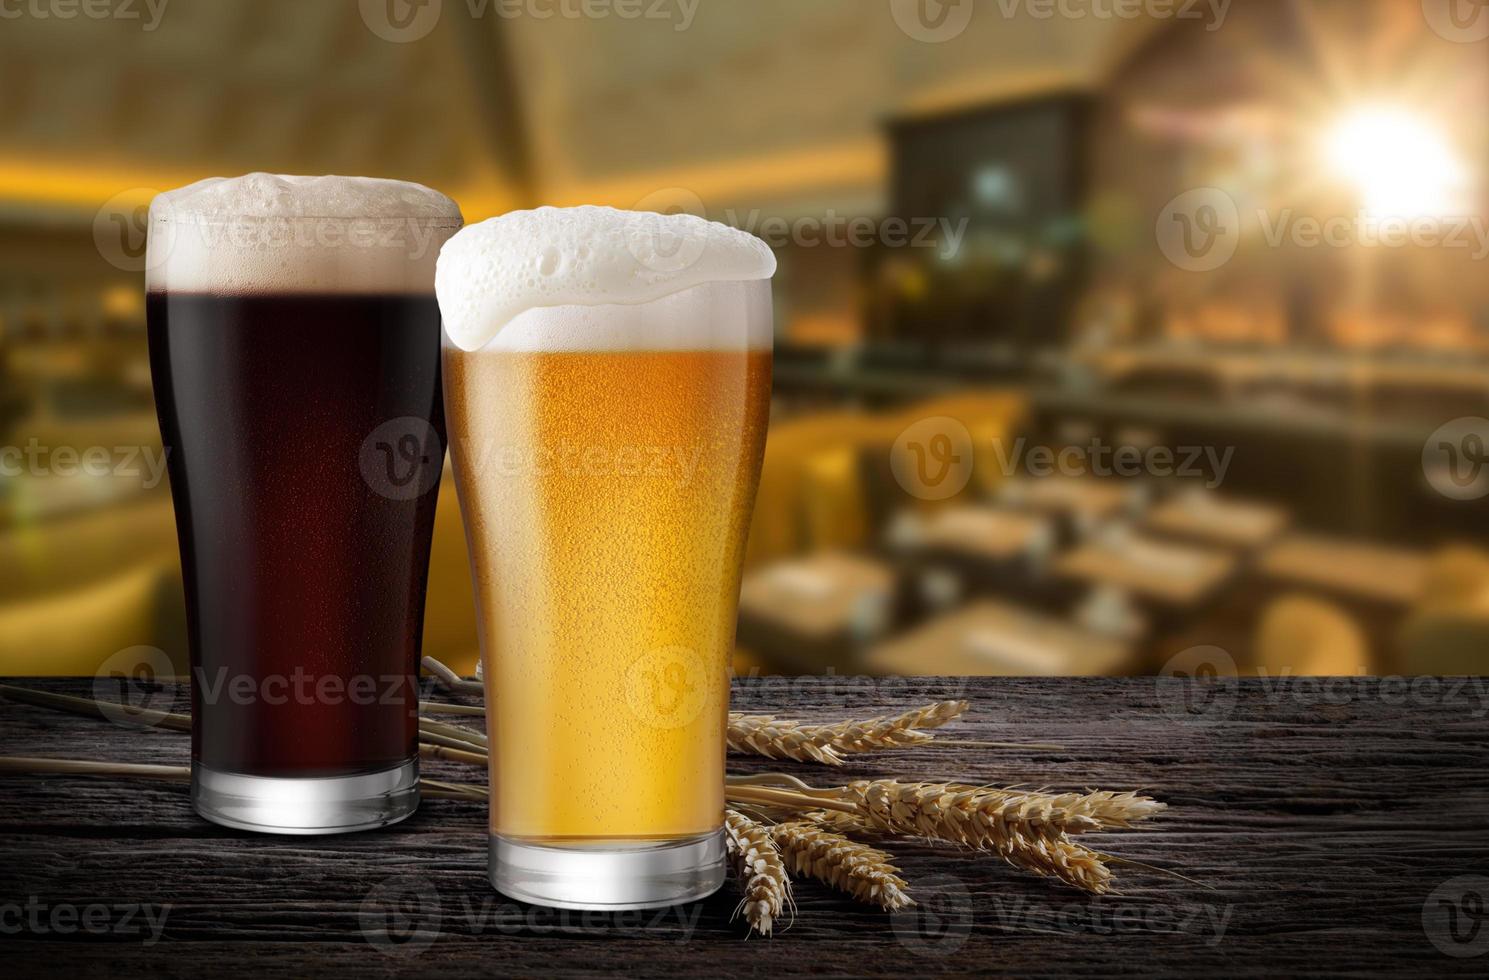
[146, 173, 462, 295]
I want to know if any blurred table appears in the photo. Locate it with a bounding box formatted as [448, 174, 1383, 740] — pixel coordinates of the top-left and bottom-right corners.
[864, 600, 1132, 676]
[1055, 534, 1236, 609]
[736, 552, 896, 672]
[1144, 494, 1289, 550]
[912, 505, 1051, 561]
[1258, 534, 1428, 608]
[1000, 476, 1133, 538]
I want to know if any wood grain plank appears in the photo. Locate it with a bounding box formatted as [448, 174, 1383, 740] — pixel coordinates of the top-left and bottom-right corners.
[1, 677, 1485, 977]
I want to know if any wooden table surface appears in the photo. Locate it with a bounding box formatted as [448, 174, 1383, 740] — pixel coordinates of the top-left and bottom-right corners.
[3, 676, 1487, 977]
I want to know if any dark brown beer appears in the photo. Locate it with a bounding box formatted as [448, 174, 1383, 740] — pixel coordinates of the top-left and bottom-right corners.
[147, 292, 445, 778]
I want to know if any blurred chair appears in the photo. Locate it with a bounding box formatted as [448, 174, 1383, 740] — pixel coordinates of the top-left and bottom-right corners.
[745, 411, 893, 569]
[1419, 545, 1489, 608]
[419, 464, 480, 676]
[801, 446, 871, 552]
[1396, 545, 1489, 675]
[0, 557, 179, 675]
[1254, 594, 1371, 676]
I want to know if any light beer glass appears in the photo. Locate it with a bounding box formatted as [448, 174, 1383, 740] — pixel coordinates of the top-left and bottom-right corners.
[436, 207, 774, 907]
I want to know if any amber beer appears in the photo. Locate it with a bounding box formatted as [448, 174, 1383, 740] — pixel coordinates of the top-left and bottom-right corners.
[437, 207, 775, 908]
[446, 346, 770, 834]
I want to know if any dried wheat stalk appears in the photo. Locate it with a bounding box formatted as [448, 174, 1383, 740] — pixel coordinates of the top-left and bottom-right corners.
[840, 780, 1165, 838]
[727, 700, 968, 766]
[724, 810, 791, 936]
[769, 820, 914, 911]
[820, 780, 1164, 894]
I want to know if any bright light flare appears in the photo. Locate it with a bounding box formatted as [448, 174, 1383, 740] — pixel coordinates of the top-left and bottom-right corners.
[1322, 106, 1469, 219]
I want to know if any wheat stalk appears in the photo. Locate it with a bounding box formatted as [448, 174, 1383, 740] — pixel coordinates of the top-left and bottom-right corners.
[824, 780, 1163, 894]
[727, 700, 968, 766]
[838, 780, 1164, 838]
[724, 810, 792, 936]
[770, 820, 914, 911]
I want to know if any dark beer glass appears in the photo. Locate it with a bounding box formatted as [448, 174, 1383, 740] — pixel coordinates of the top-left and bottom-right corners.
[145, 174, 461, 833]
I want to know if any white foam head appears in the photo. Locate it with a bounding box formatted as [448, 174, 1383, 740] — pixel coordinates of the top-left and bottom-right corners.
[434, 205, 776, 352]
[145, 173, 462, 294]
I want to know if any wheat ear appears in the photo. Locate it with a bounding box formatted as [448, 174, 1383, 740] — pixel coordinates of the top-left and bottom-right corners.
[840, 780, 1164, 837]
[727, 700, 968, 766]
[770, 820, 914, 911]
[818, 780, 1161, 894]
[724, 810, 792, 935]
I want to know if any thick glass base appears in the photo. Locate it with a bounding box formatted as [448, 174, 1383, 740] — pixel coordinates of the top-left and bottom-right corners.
[192, 758, 419, 835]
[489, 830, 726, 910]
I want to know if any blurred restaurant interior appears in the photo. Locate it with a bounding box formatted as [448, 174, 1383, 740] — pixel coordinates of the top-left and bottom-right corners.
[2, 0, 1488, 679]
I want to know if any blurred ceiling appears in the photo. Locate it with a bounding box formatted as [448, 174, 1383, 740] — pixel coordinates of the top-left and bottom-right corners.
[0, 0, 1158, 222]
